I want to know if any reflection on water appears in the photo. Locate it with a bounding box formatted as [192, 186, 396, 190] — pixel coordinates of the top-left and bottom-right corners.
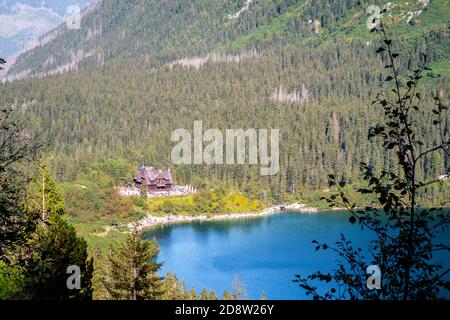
[149, 216, 267, 239]
[143, 211, 450, 300]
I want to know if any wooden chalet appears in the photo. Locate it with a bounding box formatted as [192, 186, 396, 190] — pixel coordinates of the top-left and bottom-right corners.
[134, 166, 174, 192]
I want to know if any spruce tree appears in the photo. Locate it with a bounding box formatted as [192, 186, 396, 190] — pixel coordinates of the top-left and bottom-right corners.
[180, 280, 188, 299]
[103, 229, 164, 300]
[222, 290, 236, 300]
[208, 290, 217, 300]
[189, 286, 198, 300]
[27, 164, 65, 221]
[23, 214, 94, 300]
[200, 288, 208, 300]
[0, 108, 41, 257]
[2, 159, 92, 300]
[163, 272, 180, 299]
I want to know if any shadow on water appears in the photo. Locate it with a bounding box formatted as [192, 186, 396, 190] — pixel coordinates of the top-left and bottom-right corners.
[145, 215, 267, 242]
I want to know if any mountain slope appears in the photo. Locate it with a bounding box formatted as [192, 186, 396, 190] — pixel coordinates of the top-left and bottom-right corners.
[0, 0, 449, 203]
[3, 0, 264, 79]
[4, 0, 450, 81]
[0, 1, 93, 58]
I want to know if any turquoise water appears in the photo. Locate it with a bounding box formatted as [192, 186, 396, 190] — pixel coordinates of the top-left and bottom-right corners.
[143, 211, 450, 299]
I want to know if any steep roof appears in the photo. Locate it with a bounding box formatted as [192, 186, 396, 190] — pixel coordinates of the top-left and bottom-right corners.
[134, 166, 173, 185]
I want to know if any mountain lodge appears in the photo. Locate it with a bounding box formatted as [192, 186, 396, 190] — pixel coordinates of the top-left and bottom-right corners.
[134, 166, 174, 192]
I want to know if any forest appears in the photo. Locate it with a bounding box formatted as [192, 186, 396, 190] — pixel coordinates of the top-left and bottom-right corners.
[2, 34, 449, 204]
[0, 0, 449, 300]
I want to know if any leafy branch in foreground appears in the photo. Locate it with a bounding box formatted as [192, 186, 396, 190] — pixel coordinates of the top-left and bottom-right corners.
[295, 21, 450, 300]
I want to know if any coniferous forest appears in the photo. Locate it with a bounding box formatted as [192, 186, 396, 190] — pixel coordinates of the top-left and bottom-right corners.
[0, 0, 449, 302]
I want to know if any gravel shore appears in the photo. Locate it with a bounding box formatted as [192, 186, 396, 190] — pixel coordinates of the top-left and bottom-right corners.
[129, 203, 319, 231]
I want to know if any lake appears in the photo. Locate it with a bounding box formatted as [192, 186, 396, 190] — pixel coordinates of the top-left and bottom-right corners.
[143, 210, 450, 299]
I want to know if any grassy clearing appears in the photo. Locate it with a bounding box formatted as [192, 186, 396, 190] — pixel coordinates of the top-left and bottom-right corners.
[146, 192, 266, 216]
[65, 187, 267, 252]
[215, 2, 307, 52]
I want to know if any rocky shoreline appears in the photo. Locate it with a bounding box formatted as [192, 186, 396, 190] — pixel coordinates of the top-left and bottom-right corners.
[129, 203, 319, 232]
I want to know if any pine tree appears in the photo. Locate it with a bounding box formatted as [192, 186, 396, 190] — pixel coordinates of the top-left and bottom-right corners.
[208, 290, 217, 300]
[0, 108, 41, 257]
[163, 272, 180, 300]
[200, 288, 208, 300]
[189, 286, 198, 300]
[222, 289, 237, 300]
[28, 164, 65, 221]
[23, 214, 93, 300]
[103, 229, 164, 300]
[180, 280, 188, 299]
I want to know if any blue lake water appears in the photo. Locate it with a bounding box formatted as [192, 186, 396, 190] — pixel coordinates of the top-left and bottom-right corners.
[143, 211, 450, 299]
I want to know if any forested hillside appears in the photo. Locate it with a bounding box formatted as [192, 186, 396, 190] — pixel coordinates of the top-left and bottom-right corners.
[1, 0, 449, 204]
[5, 0, 450, 79]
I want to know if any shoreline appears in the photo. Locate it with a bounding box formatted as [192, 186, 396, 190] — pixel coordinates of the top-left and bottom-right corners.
[129, 203, 324, 232]
[123, 204, 450, 234]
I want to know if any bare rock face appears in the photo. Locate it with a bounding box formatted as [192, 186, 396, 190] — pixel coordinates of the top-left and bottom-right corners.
[166, 50, 261, 71]
[228, 0, 254, 20]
